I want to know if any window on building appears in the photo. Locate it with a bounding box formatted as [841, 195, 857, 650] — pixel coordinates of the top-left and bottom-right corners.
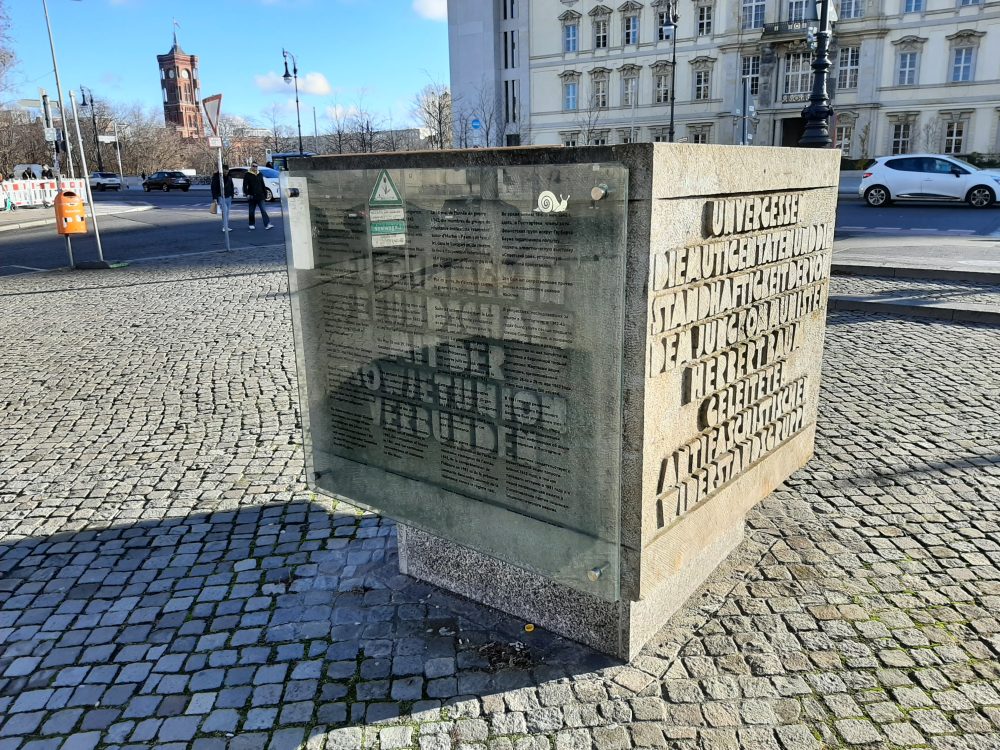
[952, 47, 975, 82]
[504, 80, 519, 123]
[655, 72, 671, 103]
[788, 0, 809, 21]
[697, 5, 713, 35]
[904, 0, 923, 11]
[742, 55, 761, 95]
[162, 87, 167, 103]
[503, 0, 516, 19]
[563, 134, 578, 146]
[944, 121, 965, 153]
[840, 0, 863, 18]
[622, 75, 638, 107]
[564, 23, 579, 52]
[658, 12, 674, 40]
[624, 14, 639, 44]
[835, 124, 853, 151]
[742, 0, 765, 29]
[897, 51, 918, 85]
[653, 132, 670, 142]
[620, 129, 636, 143]
[594, 78, 609, 108]
[959, 0, 981, 6]
[891, 122, 912, 154]
[692, 132, 709, 144]
[784, 52, 812, 94]
[563, 81, 579, 110]
[592, 134, 609, 145]
[695, 70, 711, 100]
[594, 18, 609, 48]
[837, 46, 860, 89]
[502, 30, 518, 69]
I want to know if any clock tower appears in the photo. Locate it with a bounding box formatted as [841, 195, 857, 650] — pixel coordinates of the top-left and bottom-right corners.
[156, 30, 204, 139]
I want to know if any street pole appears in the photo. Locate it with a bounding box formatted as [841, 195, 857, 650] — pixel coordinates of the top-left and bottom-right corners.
[313, 106, 318, 147]
[741, 77, 750, 146]
[799, 0, 833, 147]
[69, 90, 105, 264]
[82, 87, 104, 172]
[283, 49, 304, 155]
[113, 122, 125, 186]
[668, 2, 679, 143]
[41, 0, 74, 177]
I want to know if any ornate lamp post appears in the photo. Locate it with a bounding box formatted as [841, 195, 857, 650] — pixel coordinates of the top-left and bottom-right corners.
[798, 0, 833, 147]
[664, 1, 680, 142]
[282, 49, 304, 156]
[79, 86, 104, 172]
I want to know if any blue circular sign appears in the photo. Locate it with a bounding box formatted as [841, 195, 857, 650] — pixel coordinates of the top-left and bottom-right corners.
[471, 118, 481, 130]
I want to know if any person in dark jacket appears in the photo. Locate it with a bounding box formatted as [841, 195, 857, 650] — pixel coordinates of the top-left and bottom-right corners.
[211, 164, 235, 232]
[243, 163, 272, 230]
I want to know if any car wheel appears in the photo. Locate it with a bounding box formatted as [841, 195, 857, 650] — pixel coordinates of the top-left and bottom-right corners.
[143, 185, 150, 192]
[966, 185, 995, 208]
[162, 184, 170, 192]
[182, 186, 190, 192]
[864, 185, 891, 207]
[98, 184, 105, 192]
[265, 188, 274, 202]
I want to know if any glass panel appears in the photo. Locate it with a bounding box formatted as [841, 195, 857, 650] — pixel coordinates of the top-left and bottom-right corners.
[285, 162, 628, 600]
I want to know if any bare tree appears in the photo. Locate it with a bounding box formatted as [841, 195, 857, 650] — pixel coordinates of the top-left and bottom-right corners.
[0, 0, 13, 94]
[261, 103, 297, 154]
[413, 83, 452, 149]
[575, 92, 605, 146]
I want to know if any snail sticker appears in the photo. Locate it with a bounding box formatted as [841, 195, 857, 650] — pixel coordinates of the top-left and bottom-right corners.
[534, 191, 570, 213]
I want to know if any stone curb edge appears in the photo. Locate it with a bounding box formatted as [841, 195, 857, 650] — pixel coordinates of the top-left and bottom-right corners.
[829, 296, 1000, 326]
[832, 263, 1000, 284]
[0, 205, 154, 234]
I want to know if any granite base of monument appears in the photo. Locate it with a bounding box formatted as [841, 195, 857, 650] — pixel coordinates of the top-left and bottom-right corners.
[283, 143, 840, 661]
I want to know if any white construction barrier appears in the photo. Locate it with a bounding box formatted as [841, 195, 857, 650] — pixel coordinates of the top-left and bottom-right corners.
[0, 178, 88, 208]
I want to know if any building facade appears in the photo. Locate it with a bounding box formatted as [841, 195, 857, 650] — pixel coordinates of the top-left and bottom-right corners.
[448, 0, 1000, 158]
[156, 34, 204, 140]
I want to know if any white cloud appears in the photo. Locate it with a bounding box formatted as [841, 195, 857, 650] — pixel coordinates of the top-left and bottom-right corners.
[413, 0, 447, 21]
[325, 104, 360, 122]
[254, 71, 332, 96]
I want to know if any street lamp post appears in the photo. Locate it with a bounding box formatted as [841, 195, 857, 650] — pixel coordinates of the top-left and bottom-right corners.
[798, 0, 834, 147]
[665, 1, 680, 143]
[80, 86, 104, 172]
[282, 49, 304, 155]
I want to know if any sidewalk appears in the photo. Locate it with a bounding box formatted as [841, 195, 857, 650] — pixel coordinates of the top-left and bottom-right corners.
[830, 238, 1000, 324]
[0, 246, 996, 749]
[0, 201, 154, 233]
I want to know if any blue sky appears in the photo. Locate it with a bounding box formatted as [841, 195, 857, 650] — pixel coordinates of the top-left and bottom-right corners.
[4, 0, 450, 129]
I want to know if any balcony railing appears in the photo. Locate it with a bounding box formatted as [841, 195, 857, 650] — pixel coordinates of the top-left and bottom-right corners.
[762, 20, 814, 36]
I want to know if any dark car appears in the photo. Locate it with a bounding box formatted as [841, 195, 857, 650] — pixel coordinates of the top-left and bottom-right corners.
[142, 171, 191, 192]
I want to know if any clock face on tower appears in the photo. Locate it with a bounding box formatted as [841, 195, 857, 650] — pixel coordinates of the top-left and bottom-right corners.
[181, 70, 190, 79]
[168, 70, 175, 79]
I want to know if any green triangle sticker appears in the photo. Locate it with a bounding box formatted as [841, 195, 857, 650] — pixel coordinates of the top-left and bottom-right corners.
[369, 170, 403, 206]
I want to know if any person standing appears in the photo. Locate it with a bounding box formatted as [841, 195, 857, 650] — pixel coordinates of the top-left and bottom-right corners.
[211, 164, 235, 233]
[41, 165, 54, 179]
[243, 163, 272, 230]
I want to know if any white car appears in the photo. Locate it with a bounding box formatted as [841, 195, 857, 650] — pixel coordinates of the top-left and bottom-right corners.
[227, 166, 281, 202]
[859, 154, 1000, 208]
[89, 172, 122, 191]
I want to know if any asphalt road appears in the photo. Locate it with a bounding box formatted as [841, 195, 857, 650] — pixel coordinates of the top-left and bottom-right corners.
[2, 189, 998, 278]
[0, 191, 284, 276]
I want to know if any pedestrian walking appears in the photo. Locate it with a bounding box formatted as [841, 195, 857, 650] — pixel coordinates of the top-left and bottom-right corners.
[243, 163, 272, 230]
[211, 164, 235, 233]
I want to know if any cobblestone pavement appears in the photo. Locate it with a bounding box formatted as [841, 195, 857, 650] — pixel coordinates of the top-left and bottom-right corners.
[1, 249, 999, 750]
[830, 275, 1000, 309]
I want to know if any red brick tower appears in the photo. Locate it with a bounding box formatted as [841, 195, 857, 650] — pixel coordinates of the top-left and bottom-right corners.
[156, 30, 204, 139]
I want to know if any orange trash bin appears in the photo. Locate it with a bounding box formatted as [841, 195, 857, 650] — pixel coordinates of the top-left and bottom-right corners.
[54, 191, 87, 235]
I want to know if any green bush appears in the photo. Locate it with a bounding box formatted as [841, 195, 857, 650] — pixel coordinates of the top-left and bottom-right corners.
[962, 152, 1000, 169]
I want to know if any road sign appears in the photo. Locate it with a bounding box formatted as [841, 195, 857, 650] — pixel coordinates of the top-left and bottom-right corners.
[97, 134, 117, 143]
[207, 136, 222, 148]
[368, 169, 405, 247]
[471, 118, 481, 130]
[43, 127, 58, 142]
[202, 94, 223, 136]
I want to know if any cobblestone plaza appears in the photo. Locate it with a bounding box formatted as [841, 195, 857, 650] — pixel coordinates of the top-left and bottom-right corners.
[1, 248, 998, 749]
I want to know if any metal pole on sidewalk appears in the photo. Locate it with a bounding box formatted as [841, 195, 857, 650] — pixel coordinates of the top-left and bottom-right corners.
[41, 0, 74, 178]
[113, 122, 125, 188]
[69, 90, 105, 263]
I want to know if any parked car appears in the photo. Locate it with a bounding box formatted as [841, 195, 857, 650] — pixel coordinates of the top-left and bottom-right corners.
[860, 154, 1000, 208]
[89, 172, 122, 191]
[227, 166, 281, 202]
[142, 171, 191, 192]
